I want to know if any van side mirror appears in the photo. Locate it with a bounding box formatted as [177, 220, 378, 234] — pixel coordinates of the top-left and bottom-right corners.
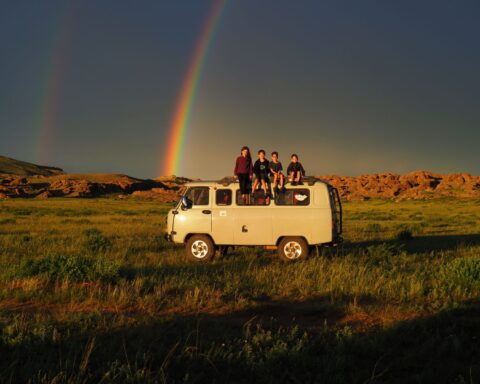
[181, 196, 193, 210]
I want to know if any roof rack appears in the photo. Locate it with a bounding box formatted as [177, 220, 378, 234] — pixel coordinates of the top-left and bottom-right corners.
[216, 176, 320, 187]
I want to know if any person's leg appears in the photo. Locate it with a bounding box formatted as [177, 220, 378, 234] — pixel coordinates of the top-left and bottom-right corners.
[273, 173, 278, 190]
[238, 174, 245, 203]
[261, 179, 267, 194]
[252, 178, 258, 193]
[279, 173, 284, 188]
[295, 171, 301, 182]
[289, 171, 294, 182]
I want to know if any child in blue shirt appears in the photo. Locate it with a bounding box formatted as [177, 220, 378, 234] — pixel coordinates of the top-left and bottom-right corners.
[269, 151, 284, 192]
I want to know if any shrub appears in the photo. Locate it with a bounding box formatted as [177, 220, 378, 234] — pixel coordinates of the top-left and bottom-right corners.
[442, 257, 480, 292]
[14, 254, 120, 283]
[362, 243, 404, 267]
[396, 229, 413, 241]
[83, 228, 112, 253]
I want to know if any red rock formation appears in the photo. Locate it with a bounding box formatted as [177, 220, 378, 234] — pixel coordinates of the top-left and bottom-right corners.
[319, 171, 480, 201]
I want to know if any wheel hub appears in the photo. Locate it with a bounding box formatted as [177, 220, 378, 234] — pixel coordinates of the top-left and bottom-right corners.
[191, 240, 209, 258]
[284, 241, 302, 259]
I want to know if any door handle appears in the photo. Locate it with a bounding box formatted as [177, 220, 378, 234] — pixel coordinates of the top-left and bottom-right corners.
[242, 225, 248, 233]
[202, 210, 211, 214]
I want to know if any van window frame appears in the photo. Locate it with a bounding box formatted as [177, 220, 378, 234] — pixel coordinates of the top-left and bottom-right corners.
[274, 188, 311, 206]
[235, 189, 271, 206]
[184, 187, 210, 206]
[215, 188, 232, 206]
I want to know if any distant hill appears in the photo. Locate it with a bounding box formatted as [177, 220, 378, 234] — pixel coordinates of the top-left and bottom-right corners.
[0, 155, 64, 176]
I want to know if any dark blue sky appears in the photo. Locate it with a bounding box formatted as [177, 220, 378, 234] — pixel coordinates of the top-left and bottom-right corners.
[1, 0, 479, 178]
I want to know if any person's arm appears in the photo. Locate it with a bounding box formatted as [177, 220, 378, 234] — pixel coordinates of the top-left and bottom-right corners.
[253, 160, 259, 175]
[234, 157, 239, 176]
[300, 163, 306, 176]
[279, 162, 283, 172]
[286, 163, 292, 174]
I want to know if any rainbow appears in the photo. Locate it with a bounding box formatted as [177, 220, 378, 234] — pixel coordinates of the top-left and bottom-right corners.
[162, 0, 227, 176]
[36, 3, 75, 165]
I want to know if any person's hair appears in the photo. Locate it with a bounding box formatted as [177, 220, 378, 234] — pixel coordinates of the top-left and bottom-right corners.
[291, 153, 298, 160]
[258, 149, 265, 155]
[271, 151, 278, 157]
[241, 146, 252, 165]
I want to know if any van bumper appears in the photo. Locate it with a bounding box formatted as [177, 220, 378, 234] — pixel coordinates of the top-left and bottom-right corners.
[164, 230, 177, 242]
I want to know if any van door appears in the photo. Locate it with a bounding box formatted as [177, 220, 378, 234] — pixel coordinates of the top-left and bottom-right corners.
[173, 187, 212, 242]
[211, 188, 234, 244]
[233, 190, 273, 245]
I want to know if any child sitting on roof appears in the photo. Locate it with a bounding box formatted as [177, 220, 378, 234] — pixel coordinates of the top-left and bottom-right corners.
[269, 151, 284, 193]
[287, 153, 306, 185]
[252, 149, 270, 197]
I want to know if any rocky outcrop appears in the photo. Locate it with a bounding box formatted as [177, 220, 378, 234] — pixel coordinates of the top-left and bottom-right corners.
[0, 169, 477, 202]
[319, 171, 480, 201]
[0, 173, 185, 201]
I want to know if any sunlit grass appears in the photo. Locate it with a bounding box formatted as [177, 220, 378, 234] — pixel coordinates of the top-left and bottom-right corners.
[0, 197, 479, 382]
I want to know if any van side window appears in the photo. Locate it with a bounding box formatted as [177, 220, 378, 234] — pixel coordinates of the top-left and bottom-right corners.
[216, 189, 232, 206]
[236, 190, 271, 206]
[275, 189, 310, 206]
[185, 187, 210, 206]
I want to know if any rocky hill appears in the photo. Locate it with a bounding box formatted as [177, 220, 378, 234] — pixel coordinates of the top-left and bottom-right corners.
[0, 155, 64, 176]
[0, 156, 189, 202]
[0, 173, 188, 202]
[0, 156, 478, 201]
[319, 171, 480, 201]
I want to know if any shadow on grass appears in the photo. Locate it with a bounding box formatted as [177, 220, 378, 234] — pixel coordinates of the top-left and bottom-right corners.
[1, 298, 479, 383]
[120, 250, 276, 280]
[341, 233, 480, 255]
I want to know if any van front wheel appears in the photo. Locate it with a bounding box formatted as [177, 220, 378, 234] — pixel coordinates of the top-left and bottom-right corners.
[278, 237, 308, 262]
[186, 235, 215, 262]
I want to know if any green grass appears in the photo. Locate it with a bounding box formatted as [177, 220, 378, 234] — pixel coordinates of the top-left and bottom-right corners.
[0, 197, 479, 383]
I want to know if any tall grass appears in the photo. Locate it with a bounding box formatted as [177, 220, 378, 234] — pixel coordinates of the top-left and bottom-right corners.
[0, 197, 479, 382]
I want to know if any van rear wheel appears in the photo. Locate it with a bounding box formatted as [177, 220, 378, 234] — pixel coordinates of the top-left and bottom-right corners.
[186, 235, 215, 262]
[278, 237, 308, 262]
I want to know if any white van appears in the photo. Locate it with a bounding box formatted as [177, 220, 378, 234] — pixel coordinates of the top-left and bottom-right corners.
[165, 179, 342, 262]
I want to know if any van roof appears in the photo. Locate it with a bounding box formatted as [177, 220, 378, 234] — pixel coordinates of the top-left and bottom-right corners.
[185, 177, 332, 188]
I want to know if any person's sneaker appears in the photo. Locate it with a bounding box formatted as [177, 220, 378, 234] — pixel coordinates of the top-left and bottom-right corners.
[292, 181, 297, 186]
[297, 181, 303, 185]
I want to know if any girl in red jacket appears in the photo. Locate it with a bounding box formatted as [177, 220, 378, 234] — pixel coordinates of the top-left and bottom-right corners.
[234, 146, 253, 203]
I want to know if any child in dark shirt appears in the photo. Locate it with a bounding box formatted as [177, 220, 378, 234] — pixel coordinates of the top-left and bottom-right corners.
[234, 146, 253, 202]
[252, 149, 270, 196]
[269, 151, 284, 192]
[287, 153, 306, 185]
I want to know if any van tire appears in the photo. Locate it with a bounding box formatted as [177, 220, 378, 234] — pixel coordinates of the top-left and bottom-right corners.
[186, 235, 215, 262]
[278, 237, 308, 262]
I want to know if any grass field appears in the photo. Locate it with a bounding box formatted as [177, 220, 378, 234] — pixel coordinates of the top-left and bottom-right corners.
[0, 197, 479, 383]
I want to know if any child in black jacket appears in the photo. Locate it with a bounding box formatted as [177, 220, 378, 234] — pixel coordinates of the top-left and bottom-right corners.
[287, 154, 306, 185]
[252, 149, 270, 196]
